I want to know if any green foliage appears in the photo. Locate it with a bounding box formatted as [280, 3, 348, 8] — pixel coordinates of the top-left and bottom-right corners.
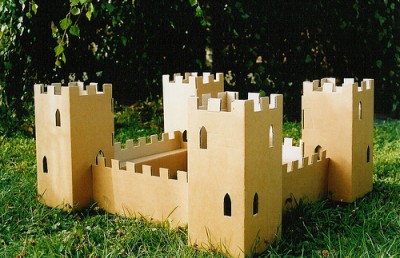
[1, 0, 400, 136]
[0, 0, 37, 136]
[1, 121, 399, 256]
[53, 0, 94, 68]
[114, 97, 164, 144]
[199, 1, 400, 119]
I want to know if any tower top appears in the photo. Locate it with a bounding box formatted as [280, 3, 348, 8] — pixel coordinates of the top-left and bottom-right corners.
[162, 72, 224, 88]
[34, 82, 112, 97]
[303, 78, 374, 95]
[189, 92, 283, 114]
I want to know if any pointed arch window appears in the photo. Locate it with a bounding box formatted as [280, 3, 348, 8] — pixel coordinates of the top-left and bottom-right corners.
[359, 101, 362, 120]
[367, 145, 370, 163]
[43, 156, 48, 173]
[96, 150, 105, 165]
[55, 109, 61, 127]
[182, 130, 188, 142]
[269, 125, 274, 147]
[200, 126, 207, 149]
[253, 193, 259, 215]
[224, 193, 231, 216]
[314, 145, 322, 160]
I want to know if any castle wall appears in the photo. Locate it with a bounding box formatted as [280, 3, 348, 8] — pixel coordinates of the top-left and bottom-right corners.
[282, 141, 329, 210]
[130, 149, 187, 178]
[69, 83, 114, 207]
[351, 79, 374, 199]
[35, 84, 74, 207]
[92, 158, 188, 227]
[243, 94, 283, 253]
[162, 73, 224, 133]
[114, 131, 184, 162]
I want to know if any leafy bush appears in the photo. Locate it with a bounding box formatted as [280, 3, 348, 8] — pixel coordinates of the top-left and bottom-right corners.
[114, 97, 163, 144]
[1, 0, 399, 135]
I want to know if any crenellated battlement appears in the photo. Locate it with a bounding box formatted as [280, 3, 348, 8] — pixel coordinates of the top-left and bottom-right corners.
[303, 78, 374, 95]
[163, 72, 224, 88]
[114, 131, 184, 162]
[94, 157, 188, 183]
[283, 150, 327, 173]
[189, 92, 283, 114]
[34, 82, 112, 97]
[282, 137, 327, 173]
[162, 72, 225, 133]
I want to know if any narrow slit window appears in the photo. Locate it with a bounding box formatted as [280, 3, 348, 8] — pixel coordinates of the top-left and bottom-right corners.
[200, 126, 207, 149]
[269, 125, 274, 147]
[359, 101, 362, 120]
[224, 193, 231, 216]
[55, 109, 61, 127]
[182, 130, 188, 142]
[253, 193, 259, 215]
[367, 145, 370, 163]
[43, 156, 48, 173]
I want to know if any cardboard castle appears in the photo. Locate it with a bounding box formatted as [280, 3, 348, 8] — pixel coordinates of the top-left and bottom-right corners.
[34, 73, 374, 257]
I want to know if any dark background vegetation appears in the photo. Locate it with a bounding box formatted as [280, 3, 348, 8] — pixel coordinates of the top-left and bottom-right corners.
[1, 0, 399, 135]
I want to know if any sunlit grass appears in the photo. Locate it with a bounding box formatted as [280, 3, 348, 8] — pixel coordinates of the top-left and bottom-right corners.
[0, 119, 399, 257]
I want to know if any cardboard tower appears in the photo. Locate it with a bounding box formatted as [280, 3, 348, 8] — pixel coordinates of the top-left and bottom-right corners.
[34, 73, 374, 257]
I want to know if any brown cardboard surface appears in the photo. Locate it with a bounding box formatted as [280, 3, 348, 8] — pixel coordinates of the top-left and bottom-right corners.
[34, 74, 374, 257]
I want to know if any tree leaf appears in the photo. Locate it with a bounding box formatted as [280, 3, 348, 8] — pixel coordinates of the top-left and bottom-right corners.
[71, 7, 80, 16]
[70, 0, 80, 6]
[79, 0, 87, 4]
[121, 36, 127, 46]
[32, 1, 38, 14]
[195, 6, 202, 18]
[54, 44, 64, 57]
[189, 0, 197, 7]
[69, 25, 80, 37]
[305, 54, 312, 63]
[55, 59, 61, 67]
[86, 2, 94, 20]
[86, 10, 92, 21]
[60, 18, 72, 30]
[376, 59, 383, 69]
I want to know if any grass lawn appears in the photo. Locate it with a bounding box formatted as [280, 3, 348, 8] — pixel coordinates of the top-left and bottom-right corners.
[0, 119, 399, 257]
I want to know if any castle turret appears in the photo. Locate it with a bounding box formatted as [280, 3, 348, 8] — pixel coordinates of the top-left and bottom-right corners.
[162, 72, 224, 134]
[301, 78, 374, 202]
[187, 92, 283, 257]
[34, 82, 114, 208]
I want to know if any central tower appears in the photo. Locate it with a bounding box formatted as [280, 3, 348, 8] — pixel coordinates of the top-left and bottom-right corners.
[187, 92, 283, 257]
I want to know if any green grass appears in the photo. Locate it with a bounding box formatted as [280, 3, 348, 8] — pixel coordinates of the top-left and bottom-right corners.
[0, 119, 399, 257]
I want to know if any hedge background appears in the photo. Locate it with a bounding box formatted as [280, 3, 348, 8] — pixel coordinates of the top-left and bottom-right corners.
[1, 0, 399, 134]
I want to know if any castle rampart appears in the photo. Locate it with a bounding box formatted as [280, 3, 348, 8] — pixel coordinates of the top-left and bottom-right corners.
[35, 82, 112, 97]
[92, 156, 188, 227]
[114, 131, 185, 162]
[282, 138, 329, 210]
[303, 78, 373, 94]
[190, 92, 282, 114]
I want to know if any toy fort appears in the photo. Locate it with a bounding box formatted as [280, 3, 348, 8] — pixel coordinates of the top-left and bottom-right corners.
[34, 73, 374, 257]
